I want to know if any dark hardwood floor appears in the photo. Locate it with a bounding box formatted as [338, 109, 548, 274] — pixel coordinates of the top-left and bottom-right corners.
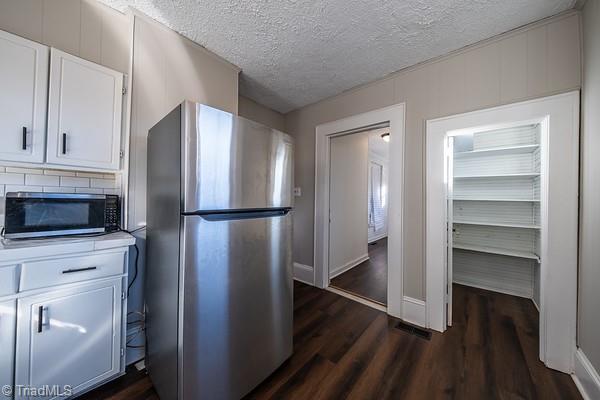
[330, 237, 387, 304]
[83, 282, 581, 400]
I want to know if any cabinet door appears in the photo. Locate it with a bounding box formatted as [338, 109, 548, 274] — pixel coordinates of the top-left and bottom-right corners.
[46, 49, 123, 170]
[0, 300, 16, 399]
[0, 30, 48, 163]
[15, 279, 123, 399]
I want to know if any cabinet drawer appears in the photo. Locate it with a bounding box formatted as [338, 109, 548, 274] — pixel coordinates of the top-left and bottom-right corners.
[19, 252, 125, 291]
[0, 265, 18, 296]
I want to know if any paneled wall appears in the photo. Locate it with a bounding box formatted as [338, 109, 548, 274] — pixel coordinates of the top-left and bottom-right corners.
[0, 0, 129, 73]
[127, 12, 240, 230]
[579, 0, 600, 376]
[239, 95, 286, 132]
[125, 12, 239, 363]
[285, 11, 581, 300]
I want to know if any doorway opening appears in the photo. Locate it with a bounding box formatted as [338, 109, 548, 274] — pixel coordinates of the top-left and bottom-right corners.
[328, 128, 390, 305]
[426, 92, 579, 373]
[314, 103, 405, 318]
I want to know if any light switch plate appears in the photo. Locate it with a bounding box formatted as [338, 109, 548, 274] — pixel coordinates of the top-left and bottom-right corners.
[293, 187, 301, 197]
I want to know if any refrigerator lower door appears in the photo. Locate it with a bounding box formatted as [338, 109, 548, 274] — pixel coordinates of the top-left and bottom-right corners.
[180, 211, 293, 400]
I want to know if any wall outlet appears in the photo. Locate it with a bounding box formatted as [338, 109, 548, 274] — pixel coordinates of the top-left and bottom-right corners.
[293, 187, 302, 197]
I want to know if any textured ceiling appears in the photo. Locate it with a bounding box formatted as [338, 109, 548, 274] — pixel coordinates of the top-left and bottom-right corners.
[98, 0, 575, 113]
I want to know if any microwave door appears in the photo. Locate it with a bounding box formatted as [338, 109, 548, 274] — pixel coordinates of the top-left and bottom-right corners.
[3, 192, 107, 239]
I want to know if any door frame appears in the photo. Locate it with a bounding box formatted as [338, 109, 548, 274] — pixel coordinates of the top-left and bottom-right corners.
[314, 103, 405, 318]
[367, 152, 389, 244]
[425, 91, 579, 373]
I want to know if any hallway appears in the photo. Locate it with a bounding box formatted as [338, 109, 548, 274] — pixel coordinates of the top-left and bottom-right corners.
[331, 238, 387, 304]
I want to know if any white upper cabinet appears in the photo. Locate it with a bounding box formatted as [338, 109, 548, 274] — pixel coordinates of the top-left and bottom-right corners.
[0, 30, 48, 163]
[46, 49, 123, 170]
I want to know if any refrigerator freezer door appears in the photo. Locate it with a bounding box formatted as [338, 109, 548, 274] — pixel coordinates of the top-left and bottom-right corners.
[182, 102, 293, 213]
[180, 212, 293, 400]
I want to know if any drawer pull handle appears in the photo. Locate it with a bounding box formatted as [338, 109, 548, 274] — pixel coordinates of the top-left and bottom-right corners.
[62, 266, 97, 274]
[22, 126, 27, 150]
[37, 305, 43, 333]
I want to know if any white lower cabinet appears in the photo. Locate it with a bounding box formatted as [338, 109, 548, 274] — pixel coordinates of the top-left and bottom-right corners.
[0, 300, 16, 399]
[14, 278, 124, 399]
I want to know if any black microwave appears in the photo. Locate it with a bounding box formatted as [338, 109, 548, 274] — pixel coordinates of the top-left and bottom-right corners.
[3, 192, 120, 239]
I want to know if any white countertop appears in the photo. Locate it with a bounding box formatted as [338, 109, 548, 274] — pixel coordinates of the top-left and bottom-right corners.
[0, 231, 136, 264]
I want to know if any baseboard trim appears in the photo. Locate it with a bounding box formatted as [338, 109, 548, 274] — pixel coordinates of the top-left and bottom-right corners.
[329, 253, 369, 279]
[293, 262, 315, 285]
[573, 348, 600, 400]
[402, 296, 426, 328]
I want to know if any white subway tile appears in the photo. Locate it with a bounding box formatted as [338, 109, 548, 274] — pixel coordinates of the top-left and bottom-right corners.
[5, 167, 43, 175]
[0, 167, 5, 173]
[44, 169, 76, 177]
[103, 173, 117, 179]
[76, 172, 105, 178]
[76, 188, 103, 194]
[0, 173, 25, 185]
[43, 186, 75, 193]
[103, 189, 120, 195]
[60, 177, 89, 187]
[90, 178, 116, 189]
[5, 185, 40, 193]
[0, 185, 4, 196]
[25, 174, 60, 186]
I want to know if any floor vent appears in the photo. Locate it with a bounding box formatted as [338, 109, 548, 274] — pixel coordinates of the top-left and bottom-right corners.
[395, 321, 432, 340]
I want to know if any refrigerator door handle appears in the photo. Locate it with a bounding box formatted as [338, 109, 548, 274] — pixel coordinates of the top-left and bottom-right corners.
[189, 208, 291, 222]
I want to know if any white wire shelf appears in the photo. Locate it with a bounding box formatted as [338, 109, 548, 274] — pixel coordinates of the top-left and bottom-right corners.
[454, 144, 540, 158]
[453, 172, 540, 179]
[453, 243, 540, 262]
[453, 220, 540, 229]
[452, 198, 540, 202]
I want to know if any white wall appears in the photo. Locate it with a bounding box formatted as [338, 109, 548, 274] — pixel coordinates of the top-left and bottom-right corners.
[238, 95, 286, 132]
[127, 12, 240, 230]
[579, 0, 600, 375]
[329, 132, 369, 277]
[284, 11, 582, 300]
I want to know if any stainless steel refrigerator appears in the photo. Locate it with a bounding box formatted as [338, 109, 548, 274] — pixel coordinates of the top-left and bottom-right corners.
[145, 102, 294, 400]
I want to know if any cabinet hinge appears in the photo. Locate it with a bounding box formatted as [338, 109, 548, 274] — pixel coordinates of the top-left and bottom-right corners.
[121, 291, 126, 300]
[120, 348, 125, 357]
[119, 150, 125, 159]
[122, 86, 127, 95]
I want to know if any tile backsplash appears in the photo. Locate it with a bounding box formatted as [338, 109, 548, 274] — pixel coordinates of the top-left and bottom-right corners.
[0, 165, 122, 227]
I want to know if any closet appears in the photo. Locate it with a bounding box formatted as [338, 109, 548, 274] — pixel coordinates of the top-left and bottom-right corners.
[450, 123, 541, 307]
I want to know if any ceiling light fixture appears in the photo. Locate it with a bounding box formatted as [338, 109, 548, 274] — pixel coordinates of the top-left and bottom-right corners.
[381, 132, 390, 142]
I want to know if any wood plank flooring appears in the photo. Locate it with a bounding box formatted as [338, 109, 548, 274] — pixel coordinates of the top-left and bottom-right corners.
[83, 282, 581, 400]
[330, 238, 387, 304]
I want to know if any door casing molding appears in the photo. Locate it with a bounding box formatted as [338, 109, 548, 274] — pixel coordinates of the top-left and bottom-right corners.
[425, 91, 580, 373]
[314, 103, 405, 318]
